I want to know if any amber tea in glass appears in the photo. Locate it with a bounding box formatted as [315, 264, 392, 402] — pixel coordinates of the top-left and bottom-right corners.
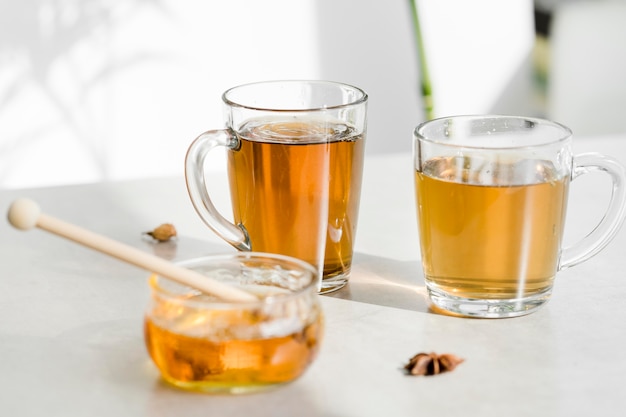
[228, 119, 364, 281]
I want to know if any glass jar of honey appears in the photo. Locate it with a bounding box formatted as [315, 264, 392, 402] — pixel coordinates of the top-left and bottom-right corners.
[144, 252, 323, 394]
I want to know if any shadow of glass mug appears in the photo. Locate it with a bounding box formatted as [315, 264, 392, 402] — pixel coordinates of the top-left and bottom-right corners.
[185, 80, 368, 294]
[413, 115, 626, 318]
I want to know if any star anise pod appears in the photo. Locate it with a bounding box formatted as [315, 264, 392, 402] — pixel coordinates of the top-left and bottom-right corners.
[404, 352, 464, 376]
[144, 223, 177, 242]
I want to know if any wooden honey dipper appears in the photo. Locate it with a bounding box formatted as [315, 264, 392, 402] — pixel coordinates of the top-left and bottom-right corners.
[7, 198, 257, 302]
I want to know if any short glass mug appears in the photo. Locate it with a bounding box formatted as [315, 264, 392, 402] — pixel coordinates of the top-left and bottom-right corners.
[185, 80, 368, 293]
[413, 115, 626, 318]
[144, 253, 323, 394]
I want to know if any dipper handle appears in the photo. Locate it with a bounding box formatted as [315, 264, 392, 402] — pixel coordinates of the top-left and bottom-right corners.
[7, 198, 257, 302]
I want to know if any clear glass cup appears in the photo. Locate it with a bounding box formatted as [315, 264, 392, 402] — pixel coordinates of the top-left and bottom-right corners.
[413, 115, 626, 318]
[144, 252, 324, 393]
[185, 80, 368, 294]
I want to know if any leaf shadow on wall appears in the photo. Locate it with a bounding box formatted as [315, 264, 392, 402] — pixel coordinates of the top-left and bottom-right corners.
[0, 0, 174, 186]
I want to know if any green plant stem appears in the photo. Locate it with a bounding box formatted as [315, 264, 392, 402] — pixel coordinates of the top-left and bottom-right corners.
[408, 0, 434, 120]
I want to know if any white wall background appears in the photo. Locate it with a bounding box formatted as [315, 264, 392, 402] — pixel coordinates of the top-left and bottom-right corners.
[547, 0, 626, 136]
[0, 0, 323, 188]
[0, 0, 545, 189]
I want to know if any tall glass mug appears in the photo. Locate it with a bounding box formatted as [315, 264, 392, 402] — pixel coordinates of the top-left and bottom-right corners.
[413, 115, 626, 318]
[185, 81, 368, 293]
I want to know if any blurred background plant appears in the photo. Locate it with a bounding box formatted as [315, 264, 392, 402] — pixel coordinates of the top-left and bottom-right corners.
[407, 0, 536, 121]
[407, 0, 433, 120]
[408, 0, 626, 136]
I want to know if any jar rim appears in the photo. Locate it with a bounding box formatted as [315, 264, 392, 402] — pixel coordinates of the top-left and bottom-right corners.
[148, 252, 319, 309]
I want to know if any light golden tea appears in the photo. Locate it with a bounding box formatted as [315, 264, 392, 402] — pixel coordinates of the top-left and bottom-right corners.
[228, 119, 365, 282]
[415, 156, 569, 300]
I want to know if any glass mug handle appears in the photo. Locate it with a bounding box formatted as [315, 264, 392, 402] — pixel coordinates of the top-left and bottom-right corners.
[184, 130, 252, 251]
[559, 153, 626, 269]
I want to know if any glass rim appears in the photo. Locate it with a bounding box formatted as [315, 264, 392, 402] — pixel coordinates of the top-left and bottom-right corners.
[414, 114, 573, 150]
[222, 79, 368, 112]
[148, 252, 319, 308]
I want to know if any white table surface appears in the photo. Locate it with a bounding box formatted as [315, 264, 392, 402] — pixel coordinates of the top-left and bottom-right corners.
[1, 135, 625, 416]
